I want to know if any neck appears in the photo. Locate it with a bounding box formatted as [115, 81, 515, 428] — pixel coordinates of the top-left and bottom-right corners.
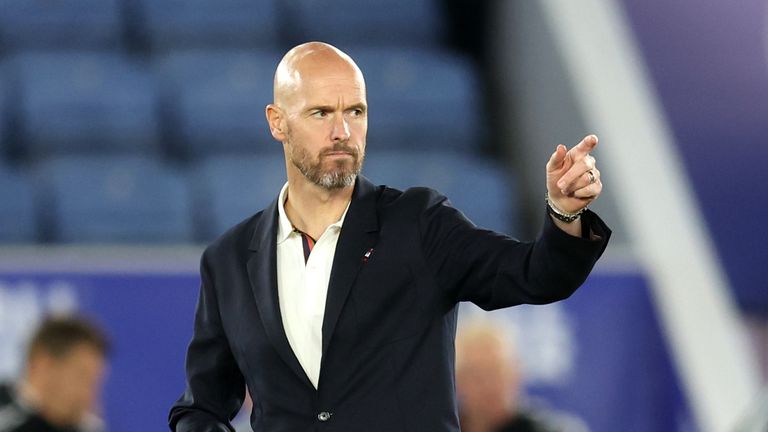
[284, 172, 354, 240]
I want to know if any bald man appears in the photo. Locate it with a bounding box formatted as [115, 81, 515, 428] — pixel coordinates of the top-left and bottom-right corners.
[169, 42, 611, 432]
[455, 320, 588, 432]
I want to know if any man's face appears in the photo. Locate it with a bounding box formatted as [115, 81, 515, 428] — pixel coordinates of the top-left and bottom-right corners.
[37, 344, 107, 425]
[280, 63, 368, 189]
[456, 341, 520, 420]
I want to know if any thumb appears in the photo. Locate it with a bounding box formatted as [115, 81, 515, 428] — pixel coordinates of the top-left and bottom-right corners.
[546, 144, 567, 172]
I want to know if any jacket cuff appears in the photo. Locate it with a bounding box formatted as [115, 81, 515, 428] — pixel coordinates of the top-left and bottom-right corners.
[171, 413, 233, 432]
[541, 208, 611, 258]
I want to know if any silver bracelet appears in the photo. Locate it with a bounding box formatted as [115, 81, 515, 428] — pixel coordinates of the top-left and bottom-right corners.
[545, 193, 587, 223]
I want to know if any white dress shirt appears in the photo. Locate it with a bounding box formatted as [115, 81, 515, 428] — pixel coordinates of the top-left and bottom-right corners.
[276, 182, 350, 389]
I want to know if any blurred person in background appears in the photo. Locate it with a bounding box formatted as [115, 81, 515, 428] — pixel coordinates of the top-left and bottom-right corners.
[456, 320, 588, 432]
[0, 316, 109, 432]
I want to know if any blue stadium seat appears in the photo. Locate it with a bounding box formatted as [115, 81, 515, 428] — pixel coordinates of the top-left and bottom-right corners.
[0, 0, 123, 51]
[0, 68, 7, 158]
[350, 48, 482, 152]
[193, 153, 286, 240]
[138, 0, 280, 52]
[11, 53, 159, 158]
[286, 0, 444, 47]
[157, 50, 281, 157]
[0, 164, 37, 242]
[362, 151, 518, 234]
[38, 156, 193, 243]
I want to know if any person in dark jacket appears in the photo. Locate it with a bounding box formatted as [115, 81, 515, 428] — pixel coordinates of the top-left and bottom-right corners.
[169, 41, 609, 431]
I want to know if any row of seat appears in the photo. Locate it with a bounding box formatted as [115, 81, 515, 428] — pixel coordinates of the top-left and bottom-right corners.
[0, 0, 445, 53]
[0, 152, 518, 244]
[0, 48, 482, 160]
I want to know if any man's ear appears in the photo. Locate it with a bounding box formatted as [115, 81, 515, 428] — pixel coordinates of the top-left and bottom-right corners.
[265, 104, 286, 141]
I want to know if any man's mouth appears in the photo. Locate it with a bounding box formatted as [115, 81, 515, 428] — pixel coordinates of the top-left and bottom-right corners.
[324, 151, 353, 158]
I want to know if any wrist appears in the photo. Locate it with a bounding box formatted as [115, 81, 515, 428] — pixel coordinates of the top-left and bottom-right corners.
[546, 192, 587, 223]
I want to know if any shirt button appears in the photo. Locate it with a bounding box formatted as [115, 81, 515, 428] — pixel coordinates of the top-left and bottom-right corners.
[317, 411, 332, 422]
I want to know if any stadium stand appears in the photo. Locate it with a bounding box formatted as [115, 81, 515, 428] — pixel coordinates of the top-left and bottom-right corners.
[135, 0, 281, 52]
[351, 47, 482, 152]
[284, 0, 445, 47]
[0, 0, 124, 51]
[0, 0, 514, 244]
[156, 50, 281, 158]
[0, 163, 37, 242]
[36, 156, 193, 243]
[193, 152, 287, 241]
[10, 52, 160, 158]
[0, 67, 6, 159]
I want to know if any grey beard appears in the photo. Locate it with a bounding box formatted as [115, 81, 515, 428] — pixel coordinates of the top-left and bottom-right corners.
[299, 163, 358, 190]
[291, 149, 362, 190]
[314, 170, 357, 189]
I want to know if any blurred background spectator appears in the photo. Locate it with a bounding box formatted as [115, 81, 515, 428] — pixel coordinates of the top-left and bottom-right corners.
[456, 319, 588, 432]
[0, 315, 109, 432]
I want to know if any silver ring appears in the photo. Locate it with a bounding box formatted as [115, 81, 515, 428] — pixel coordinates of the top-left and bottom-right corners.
[587, 170, 596, 184]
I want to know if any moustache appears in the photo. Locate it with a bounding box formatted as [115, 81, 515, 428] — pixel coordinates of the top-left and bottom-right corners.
[321, 144, 359, 157]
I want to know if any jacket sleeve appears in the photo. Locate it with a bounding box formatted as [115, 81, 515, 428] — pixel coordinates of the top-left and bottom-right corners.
[416, 189, 611, 310]
[168, 249, 245, 432]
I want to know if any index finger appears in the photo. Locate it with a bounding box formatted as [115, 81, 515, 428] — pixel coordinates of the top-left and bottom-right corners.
[568, 134, 599, 159]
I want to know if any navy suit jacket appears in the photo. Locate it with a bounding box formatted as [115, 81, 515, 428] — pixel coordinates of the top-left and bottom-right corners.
[169, 176, 610, 432]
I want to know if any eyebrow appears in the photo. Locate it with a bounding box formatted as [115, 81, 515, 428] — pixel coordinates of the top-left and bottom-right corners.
[306, 103, 367, 113]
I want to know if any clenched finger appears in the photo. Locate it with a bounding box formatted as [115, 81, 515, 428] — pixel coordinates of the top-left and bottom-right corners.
[563, 167, 599, 195]
[571, 179, 602, 199]
[557, 156, 596, 193]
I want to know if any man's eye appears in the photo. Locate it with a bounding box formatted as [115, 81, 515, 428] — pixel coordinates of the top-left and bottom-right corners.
[350, 109, 364, 117]
[312, 111, 327, 118]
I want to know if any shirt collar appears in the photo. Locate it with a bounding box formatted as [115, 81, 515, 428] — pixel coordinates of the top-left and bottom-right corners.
[276, 182, 352, 245]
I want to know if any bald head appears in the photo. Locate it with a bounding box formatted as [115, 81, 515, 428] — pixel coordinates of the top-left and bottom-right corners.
[455, 320, 517, 371]
[455, 320, 522, 422]
[273, 42, 365, 108]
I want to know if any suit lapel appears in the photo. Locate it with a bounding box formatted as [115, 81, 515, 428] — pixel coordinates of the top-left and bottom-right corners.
[321, 176, 380, 356]
[246, 198, 314, 389]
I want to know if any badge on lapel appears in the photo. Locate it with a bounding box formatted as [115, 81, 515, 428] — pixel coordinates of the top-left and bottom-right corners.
[362, 248, 374, 263]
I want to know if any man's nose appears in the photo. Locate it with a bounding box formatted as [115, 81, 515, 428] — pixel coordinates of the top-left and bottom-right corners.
[330, 114, 351, 142]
